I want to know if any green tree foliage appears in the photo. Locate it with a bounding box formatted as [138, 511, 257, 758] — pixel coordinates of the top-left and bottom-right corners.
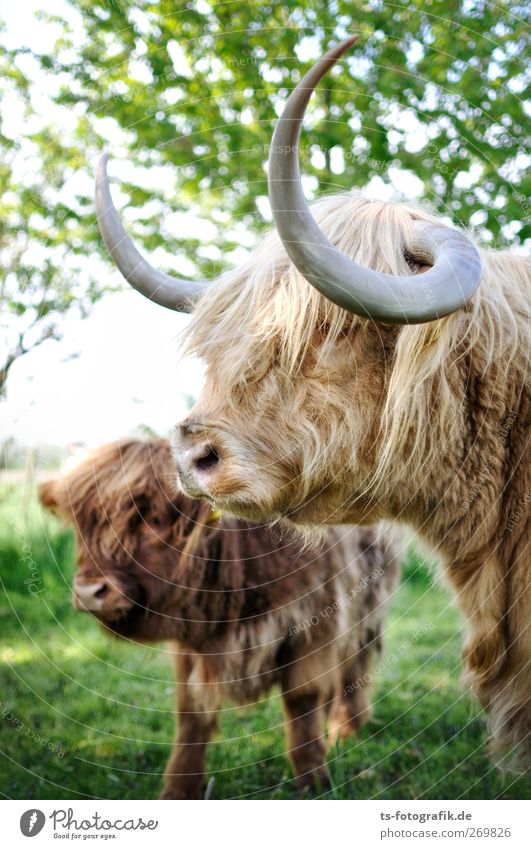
[0, 31, 113, 396]
[2, 1, 529, 390]
[50, 0, 530, 245]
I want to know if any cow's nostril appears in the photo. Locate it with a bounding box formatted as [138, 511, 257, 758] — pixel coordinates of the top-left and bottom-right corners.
[194, 447, 220, 472]
[93, 583, 109, 599]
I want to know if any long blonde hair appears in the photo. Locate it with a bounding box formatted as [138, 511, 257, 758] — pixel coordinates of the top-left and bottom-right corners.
[184, 193, 530, 496]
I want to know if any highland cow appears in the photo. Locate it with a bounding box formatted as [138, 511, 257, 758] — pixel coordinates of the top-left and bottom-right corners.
[39, 438, 401, 799]
[95, 40, 530, 768]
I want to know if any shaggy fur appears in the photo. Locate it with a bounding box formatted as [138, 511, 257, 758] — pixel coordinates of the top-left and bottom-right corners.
[39, 438, 401, 799]
[176, 194, 530, 769]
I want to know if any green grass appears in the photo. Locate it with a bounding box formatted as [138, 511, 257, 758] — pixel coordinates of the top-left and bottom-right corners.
[1, 482, 529, 800]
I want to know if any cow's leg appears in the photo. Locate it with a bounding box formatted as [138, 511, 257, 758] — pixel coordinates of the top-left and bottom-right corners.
[161, 653, 219, 800]
[281, 647, 334, 792]
[447, 550, 531, 768]
[281, 690, 330, 791]
[328, 638, 378, 743]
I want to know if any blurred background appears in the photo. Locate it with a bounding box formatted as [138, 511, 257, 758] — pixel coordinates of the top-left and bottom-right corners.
[1, 0, 529, 799]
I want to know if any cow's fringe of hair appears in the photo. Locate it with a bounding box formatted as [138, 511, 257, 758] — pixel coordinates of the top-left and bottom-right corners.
[183, 193, 529, 500]
[43, 439, 214, 565]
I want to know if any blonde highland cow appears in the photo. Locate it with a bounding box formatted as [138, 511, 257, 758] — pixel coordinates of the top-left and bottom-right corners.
[95, 39, 530, 768]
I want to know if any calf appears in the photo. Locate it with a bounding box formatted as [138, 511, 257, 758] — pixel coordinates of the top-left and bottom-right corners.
[40, 438, 401, 798]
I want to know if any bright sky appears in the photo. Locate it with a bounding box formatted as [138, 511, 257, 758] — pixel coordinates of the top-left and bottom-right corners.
[2, 289, 204, 446]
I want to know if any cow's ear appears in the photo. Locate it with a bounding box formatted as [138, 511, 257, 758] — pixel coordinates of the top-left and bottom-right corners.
[38, 480, 60, 513]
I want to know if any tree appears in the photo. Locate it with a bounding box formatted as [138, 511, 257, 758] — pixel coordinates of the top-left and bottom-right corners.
[44, 0, 529, 251]
[0, 32, 112, 397]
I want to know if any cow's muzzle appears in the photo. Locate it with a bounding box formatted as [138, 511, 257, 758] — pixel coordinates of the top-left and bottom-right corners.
[73, 575, 135, 619]
[172, 420, 222, 499]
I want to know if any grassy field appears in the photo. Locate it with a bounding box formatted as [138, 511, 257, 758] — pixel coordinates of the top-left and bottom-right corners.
[1, 481, 529, 801]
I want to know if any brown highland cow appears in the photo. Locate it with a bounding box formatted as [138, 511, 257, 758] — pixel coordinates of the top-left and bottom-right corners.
[40, 438, 401, 799]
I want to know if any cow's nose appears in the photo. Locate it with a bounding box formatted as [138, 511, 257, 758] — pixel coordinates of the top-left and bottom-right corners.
[73, 576, 132, 615]
[186, 441, 220, 473]
[73, 579, 109, 612]
[175, 424, 221, 482]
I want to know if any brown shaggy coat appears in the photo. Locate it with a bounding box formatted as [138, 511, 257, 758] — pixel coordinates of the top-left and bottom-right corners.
[40, 438, 401, 799]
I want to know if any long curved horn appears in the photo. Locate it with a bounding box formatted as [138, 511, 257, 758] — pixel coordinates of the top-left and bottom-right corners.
[268, 37, 483, 324]
[95, 153, 210, 312]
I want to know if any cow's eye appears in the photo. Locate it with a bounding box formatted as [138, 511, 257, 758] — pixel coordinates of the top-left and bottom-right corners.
[150, 516, 161, 527]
